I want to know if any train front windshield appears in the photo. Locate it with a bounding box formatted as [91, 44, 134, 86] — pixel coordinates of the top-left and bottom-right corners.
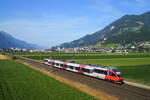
[116, 72, 122, 77]
[44, 59, 48, 62]
[112, 68, 122, 77]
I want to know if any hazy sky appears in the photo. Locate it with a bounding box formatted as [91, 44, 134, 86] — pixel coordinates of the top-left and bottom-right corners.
[0, 0, 150, 47]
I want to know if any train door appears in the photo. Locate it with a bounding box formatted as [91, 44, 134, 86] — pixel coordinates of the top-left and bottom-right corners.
[51, 62, 55, 67]
[62, 62, 68, 70]
[78, 65, 86, 74]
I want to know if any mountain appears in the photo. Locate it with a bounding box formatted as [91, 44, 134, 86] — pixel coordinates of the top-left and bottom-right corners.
[0, 31, 42, 49]
[105, 27, 150, 45]
[57, 11, 150, 48]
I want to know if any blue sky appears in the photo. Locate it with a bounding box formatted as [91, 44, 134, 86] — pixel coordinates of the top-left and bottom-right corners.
[0, 0, 150, 47]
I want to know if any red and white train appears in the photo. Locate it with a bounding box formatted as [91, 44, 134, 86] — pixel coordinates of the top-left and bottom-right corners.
[44, 59, 124, 84]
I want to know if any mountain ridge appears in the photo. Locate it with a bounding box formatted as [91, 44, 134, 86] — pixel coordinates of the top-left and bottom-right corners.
[56, 11, 150, 48]
[0, 31, 42, 49]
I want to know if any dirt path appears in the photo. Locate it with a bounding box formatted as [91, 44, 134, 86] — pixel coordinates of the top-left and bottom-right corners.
[0, 55, 7, 59]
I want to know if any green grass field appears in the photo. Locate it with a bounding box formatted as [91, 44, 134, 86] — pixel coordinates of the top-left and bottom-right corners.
[74, 58, 150, 66]
[117, 65, 150, 85]
[6, 51, 150, 56]
[22, 53, 150, 60]
[0, 60, 96, 100]
[21, 53, 150, 86]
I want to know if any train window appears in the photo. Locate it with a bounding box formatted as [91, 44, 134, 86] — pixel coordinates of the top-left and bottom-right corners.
[94, 69, 102, 74]
[75, 67, 80, 70]
[94, 69, 98, 73]
[87, 69, 92, 73]
[81, 68, 91, 73]
[109, 72, 116, 77]
[56, 63, 59, 66]
[48, 62, 51, 64]
[94, 69, 107, 75]
[44, 60, 48, 62]
[69, 66, 74, 69]
[60, 64, 64, 67]
[81, 68, 84, 71]
[103, 71, 107, 75]
[81, 68, 86, 72]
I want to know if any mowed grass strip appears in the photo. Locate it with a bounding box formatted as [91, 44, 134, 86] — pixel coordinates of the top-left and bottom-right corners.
[0, 60, 97, 100]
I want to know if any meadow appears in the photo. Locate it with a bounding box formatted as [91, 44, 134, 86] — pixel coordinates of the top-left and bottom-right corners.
[21, 52, 150, 86]
[0, 59, 97, 100]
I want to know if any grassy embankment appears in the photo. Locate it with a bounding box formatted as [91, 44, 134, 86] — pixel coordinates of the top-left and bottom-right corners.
[22, 53, 150, 86]
[0, 59, 98, 100]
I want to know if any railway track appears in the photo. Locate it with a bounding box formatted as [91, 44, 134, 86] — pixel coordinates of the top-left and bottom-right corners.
[15, 56, 150, 100]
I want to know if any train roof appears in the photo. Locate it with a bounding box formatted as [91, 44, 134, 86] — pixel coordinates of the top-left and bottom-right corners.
[45, 58, 118, 70]
[67, 62, 80, 66]
[106, 67, 118, 70]
[88, 64, 103, 67]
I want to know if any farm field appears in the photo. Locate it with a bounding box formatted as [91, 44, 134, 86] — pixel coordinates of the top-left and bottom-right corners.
[0, 60, 97, 100]
[22, 53, 150, 60]
[21, 53, 150, 86]
[6, 51, 150, 56]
